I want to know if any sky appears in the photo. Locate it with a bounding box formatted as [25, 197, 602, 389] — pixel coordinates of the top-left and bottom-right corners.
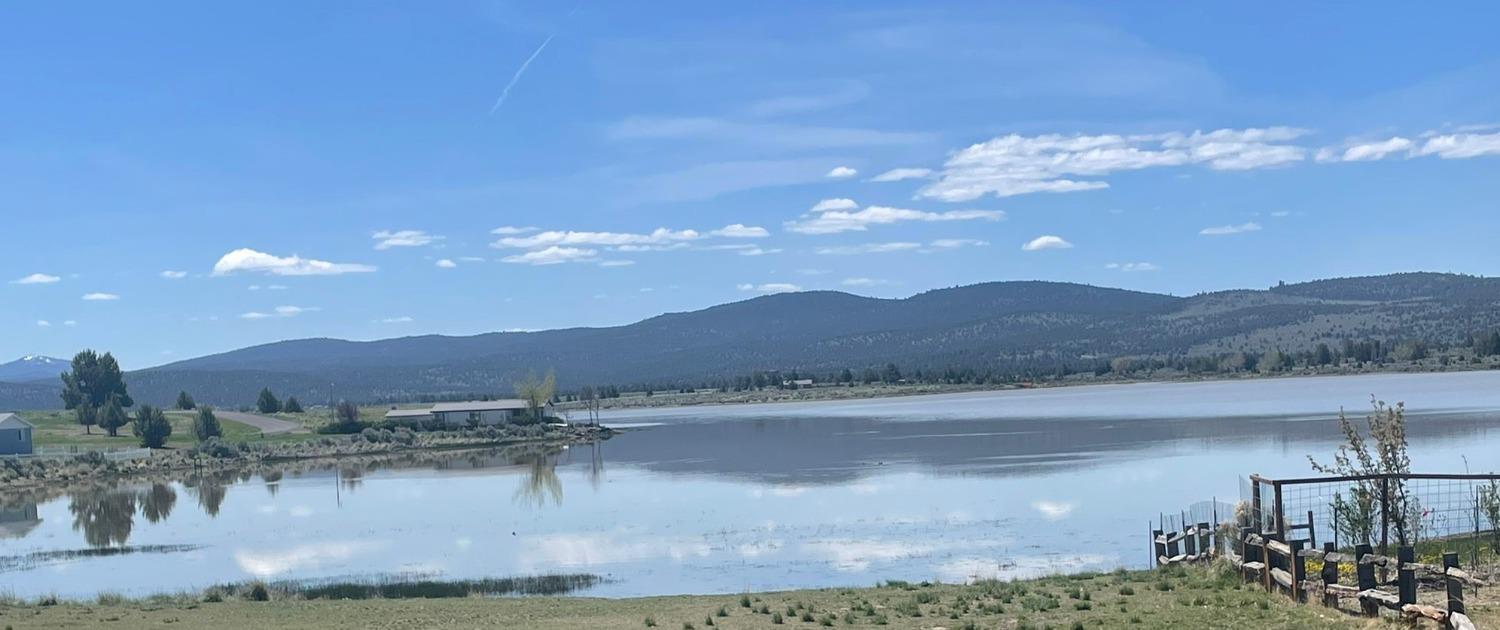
[3, 2, 1500, 368]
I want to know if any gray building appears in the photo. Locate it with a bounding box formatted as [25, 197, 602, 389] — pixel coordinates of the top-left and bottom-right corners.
[0, 413, 34, 455]
[384, 400, 534, 427]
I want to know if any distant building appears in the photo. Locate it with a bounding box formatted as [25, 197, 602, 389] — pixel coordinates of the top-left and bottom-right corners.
[782, 379, 814, 387]
[0, 413, 34, 456]
[383, 400, 534, 427]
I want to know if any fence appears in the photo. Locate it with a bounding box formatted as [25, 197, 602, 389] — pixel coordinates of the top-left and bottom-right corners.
[1, 446, 153, 462]
[1152, 472, 1499, 627]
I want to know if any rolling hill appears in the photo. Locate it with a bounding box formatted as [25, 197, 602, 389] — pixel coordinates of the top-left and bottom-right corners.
[6, 272, 1499, 410]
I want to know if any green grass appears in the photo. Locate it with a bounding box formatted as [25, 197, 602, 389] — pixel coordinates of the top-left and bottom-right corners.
[21, 410, 265, 448]
[2, 564, 1443, 629]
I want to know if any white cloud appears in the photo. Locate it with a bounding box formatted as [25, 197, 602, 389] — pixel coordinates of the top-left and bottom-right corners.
[248, 284, 289, 291]
[378, 316, 414, 324]
[710, 224, 770, 238]
[213, 248, 376, 276]
[1199, 222, 1262, 236]
[64, 320, 76, 327]
[1105, 262, 1160, 272]
[870, 167, 933, 182]
[240, 305, 319, 319]
[796, 268, 830, 276]
[1416, 132, 1500, 159]
[738, 283, 801, 294]
[825, 166, 858, 178]
[500, 246, 599, 265]
[607, 116, 934, 151]
[82, 292, 120, 301]
[159, 270, 188, 279]
[920, 127, 1308, 201]
[786, 205, 1005, 234]
[599, 260, 635, 267]
[1269, 210, 1291, 217]
[1319, 137, 1414, 162]
[491, 226, 538, 235]
[36, 320, 51, 327]
[492, 228, 702, 249]
[816, 242, 923, 255]
[11, 273, 60, 285]
[435, 258, 457, 268]
[841, 277, 888, 287]
[372, 229, 442, 250]
[929, 238, 989, 249]
[810, 198, 859, 213]
[1021, 235, 1073, 251]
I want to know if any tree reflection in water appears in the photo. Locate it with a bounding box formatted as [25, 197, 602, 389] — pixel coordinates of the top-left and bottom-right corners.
[139, 484, 177, 523]
[514, 452, 563, 508]
[69, 490, 136, 547]
[184, 474, 229, 517]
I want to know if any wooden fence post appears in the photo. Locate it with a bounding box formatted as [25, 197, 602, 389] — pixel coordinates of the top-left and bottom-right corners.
[1306, 509, 1317, 548]
[1273, 481, 1285, 539]
[1443, 551, 1465, 616]
[1355, 543, 1377, 617]
[1197, 521, 1212, 558]
[1153, 529, 1164, 566]
[1184, 525, 1197, 557]
[1396, 545, 1416, 607]
[1290, 539, 1306, 603]
[1320, 542, 1338, 608]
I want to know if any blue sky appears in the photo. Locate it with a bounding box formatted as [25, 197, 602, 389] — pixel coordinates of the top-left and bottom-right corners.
[4, 1, 1500, 368]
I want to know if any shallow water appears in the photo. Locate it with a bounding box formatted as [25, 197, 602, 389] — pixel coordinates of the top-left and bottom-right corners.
[5, 371, 1500, 599]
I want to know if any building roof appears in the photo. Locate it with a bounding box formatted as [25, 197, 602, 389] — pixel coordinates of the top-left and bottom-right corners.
[0, 413, 33, 430]
[384, 408, 435, 419]
[428, 399, 529, 413]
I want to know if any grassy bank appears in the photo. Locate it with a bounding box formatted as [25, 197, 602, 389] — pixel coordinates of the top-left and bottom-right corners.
[20, 410, 273, 448]
[2, 564, 1458, 629]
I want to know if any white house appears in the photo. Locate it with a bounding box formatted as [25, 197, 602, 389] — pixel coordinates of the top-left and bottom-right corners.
[0, 413, 34, 456]
[384, 399, 535, 427]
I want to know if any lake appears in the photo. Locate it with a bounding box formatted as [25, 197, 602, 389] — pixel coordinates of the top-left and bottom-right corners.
[5, 371, 1500, 599]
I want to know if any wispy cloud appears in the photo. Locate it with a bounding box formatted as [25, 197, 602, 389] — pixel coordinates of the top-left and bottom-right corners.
[373, 229, 443, 250]
[1105, 262, 1160, 272]
[870, 167, 933, 182]
[826, 166, 858, 179]
[500, 246, 600, 265]
[842, 277, 889, 287]
[491, 226, 538, 235]
[710, 224, 770, 238]
[816, 242, 922, 255]
[1199, 222, 1262, 236]
[737, 283, 801, 294]
[435, 258, 457, 268]
[378, 316, 414, 324]
[240, 305, 320, 319]
[1317, 129, 1500, 162]
[490, 34, 555, 115]
[493, 228, 702, 249]
[1021, 235, 1073, 251]
[11, 273, 60, 285]
[786, 204, 1004, 235]
[159, 270, 188, 279]
[810, 198, 858, 213]
[213, 248, 376, 276]
[920, 128, 1308, 201]
[36, 319, 51, 327]
[82, 292, 120, 301]
[608, 116, 935, 151]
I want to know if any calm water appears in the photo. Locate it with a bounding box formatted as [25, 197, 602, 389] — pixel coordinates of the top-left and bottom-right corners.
[5, 372, 1500, 599]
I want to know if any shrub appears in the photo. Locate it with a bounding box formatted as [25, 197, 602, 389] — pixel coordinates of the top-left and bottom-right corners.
[194, 406, 223, 442]
[247, 582, 270, 602]
[133, 404, 173, 448]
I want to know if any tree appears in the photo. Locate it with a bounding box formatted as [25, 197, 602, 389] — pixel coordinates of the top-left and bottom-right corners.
[881, 363, 902, 384]
[282, 396, 304, 413]
[193, 406, 222, 442]
[98, 396, 130, 437]
[332, 399, 362, 432]
[60, 350, 133, 434]
[1313, 343, 1334, 366]
[132, 404, 173, 448]
[175, 391, 196, 410]
[74, 404, 98, 436]
[579, 385, 601, 426]
[1308, 397, 1415, 547]
[514, 369, 557, 423]
[256, 388, 282, 414]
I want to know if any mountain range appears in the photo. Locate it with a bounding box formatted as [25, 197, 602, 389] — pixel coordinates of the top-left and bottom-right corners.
[5, 272, 1499, 410]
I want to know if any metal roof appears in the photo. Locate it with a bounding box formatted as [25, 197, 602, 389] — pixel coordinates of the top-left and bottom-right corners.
[428, 399, 529, 413]
[0, 413, 33, 430]
[384, 408, 435, 418]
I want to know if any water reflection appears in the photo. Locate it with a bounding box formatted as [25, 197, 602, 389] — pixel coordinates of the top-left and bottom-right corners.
[140, 484, 177, 523]
[0, 501, 41, 539]
[514, 452, 563, 508]
[185, 475, 229, 517]
[69, 490, 136, 547]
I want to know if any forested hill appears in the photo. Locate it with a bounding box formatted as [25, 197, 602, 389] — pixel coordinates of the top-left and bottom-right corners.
[8, 273, 1500, 409]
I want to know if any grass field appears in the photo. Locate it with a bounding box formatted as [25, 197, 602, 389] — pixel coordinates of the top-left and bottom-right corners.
[2, 564, 1458, 630]
[20, 410, 270, 448]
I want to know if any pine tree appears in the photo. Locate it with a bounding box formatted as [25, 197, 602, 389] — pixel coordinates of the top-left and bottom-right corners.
[98, 396, 130, 437]
[60, 350, 133, 433]
[175, 391, 196, 410]
[133, 404, 173, 448]
[193, 406, 222, 442]
[256, 388, 282, 414]
[282, 396, 304, 413]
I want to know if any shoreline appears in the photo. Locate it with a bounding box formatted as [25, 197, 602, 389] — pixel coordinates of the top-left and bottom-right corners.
[0, 423, 613, 499]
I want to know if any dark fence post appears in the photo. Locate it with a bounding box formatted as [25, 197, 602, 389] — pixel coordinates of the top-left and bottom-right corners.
[1443, 551, 1465, 615]
[1355, 543, 1377, 617]
[1306, 509, 1317, 548]
[1198, 521, 1212, 558]
[1153, 528, 1164, 566]
[1166, 530, 1180, 559]
[1379, 477, 1390, 557]
[1290, 539, 1306, 603]
[1273, 481, 1286, 540]
[1320, 542, 1338, 608]
[1184, 524, 1197, 557]
[1397, 545, 1416, 606]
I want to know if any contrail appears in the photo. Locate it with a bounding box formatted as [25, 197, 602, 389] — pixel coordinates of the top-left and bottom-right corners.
[489, 33, 556, 115]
